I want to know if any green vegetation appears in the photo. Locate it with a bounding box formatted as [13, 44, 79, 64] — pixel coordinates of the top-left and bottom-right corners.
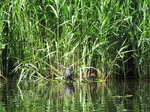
[0, 0, 150, 81]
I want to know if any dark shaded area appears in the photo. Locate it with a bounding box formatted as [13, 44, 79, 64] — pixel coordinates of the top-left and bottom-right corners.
[126, 45, 137, 79]
[2, 21, 9, 76]
[1, 78, 17, 111]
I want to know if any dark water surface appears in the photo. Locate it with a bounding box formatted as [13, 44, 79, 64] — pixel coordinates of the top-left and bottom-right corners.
[0, 79, 150, 112]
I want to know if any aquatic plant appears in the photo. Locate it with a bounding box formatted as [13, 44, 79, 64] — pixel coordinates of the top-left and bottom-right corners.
[0, 0, 150, 82]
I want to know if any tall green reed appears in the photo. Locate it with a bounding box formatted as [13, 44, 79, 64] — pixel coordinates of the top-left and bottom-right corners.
[0, 0, 150, 82]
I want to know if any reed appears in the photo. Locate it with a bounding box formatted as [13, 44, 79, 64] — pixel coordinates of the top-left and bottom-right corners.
[0, 0, 150, 81]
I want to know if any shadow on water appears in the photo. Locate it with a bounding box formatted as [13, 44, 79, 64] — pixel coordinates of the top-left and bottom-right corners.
[0, 78, 150, 112]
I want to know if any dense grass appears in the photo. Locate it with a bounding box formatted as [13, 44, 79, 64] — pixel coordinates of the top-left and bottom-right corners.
[0, 0, 150, 81]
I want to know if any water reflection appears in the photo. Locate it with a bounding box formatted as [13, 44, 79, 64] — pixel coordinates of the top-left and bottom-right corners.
[0, 79, 150, 112]
[64, 82, 75, 94]
[59, 82, 75, 98]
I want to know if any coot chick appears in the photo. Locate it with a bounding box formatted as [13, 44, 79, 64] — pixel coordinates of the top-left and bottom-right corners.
[87, 73, 96, 80]
[82, 73, 96, 81]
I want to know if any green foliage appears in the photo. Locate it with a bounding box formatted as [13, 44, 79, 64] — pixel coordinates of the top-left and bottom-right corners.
[0, 21, 5, 50]
[0, 0, 150, 81]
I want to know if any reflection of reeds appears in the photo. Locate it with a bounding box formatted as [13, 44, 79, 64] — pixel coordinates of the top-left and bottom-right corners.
[1, 0, 150, 81]
[3, 80, 150, 111]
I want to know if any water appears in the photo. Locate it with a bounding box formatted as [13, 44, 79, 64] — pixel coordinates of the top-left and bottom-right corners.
[0, 79, 150, 112]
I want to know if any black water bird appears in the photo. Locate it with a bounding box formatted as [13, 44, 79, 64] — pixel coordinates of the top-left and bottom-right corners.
[58, 64, 74, 80]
